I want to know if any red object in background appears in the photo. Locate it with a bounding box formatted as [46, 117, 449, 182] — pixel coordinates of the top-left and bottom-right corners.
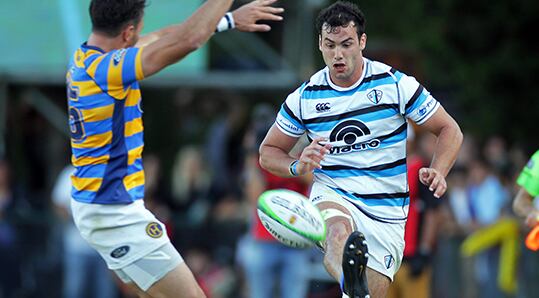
[252, 167, 309, 241]
[403, 155, 423, 257]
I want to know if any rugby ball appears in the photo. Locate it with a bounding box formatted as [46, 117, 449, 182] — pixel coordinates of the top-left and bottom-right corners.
[257, 189, 326, 248]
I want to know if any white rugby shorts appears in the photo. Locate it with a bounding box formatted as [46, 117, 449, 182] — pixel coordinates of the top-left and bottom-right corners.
[310, 183, 405, 280]
[71, 199, 181, 290]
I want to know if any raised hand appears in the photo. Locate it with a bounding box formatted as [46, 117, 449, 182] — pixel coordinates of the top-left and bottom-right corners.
[419, 167, 447, 198]
[296, 137, 332, 175]
[232, 0, 284, 32]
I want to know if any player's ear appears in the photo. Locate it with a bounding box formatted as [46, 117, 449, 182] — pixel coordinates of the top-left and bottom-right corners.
[359, 33, 367, 51]
[122, 24, 136, 44]
[318, 35, 323, 51]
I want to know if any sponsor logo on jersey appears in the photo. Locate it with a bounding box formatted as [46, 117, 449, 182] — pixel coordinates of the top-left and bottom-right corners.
[110, 245, 130, 258]
[316, 102, 331, 113]
[367, 89, 383, 104]
[328, 120, 380, 154]
[384, 254, 395, 269]
[146, 222, 163, 238]
[418, 99, 435, 117]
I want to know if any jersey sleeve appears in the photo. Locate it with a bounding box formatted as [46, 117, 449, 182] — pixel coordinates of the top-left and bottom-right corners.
[398, 74, 440, 125]
[86, 47, 144, 99]
[274, 87, 305, 137]
[517, 150, 539, 197]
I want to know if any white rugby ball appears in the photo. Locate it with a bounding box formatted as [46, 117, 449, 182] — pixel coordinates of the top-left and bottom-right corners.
[257, 189, 326, 248]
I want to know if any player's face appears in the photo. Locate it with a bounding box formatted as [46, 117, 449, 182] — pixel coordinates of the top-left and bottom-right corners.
[319, 22, 366, 87]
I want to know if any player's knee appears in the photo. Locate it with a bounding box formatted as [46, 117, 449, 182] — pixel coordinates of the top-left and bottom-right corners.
[326, 221, 351, 245]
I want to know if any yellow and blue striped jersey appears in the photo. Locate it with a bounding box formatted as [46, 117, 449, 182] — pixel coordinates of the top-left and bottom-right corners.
[67, 42, 145, 204]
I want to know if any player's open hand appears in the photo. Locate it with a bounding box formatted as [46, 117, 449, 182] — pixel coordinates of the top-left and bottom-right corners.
[232, 0, 284, 32]
[419, 167, 447, 198]
[296, 137, 332, 175]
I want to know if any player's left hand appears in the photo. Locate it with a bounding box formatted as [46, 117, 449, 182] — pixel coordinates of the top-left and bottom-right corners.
[419, 167, 447, 198]
[232, 0, 284, 32]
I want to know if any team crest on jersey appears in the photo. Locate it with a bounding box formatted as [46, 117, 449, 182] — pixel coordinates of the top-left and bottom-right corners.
[367, 89, 383, 104]
[146, 222, 163, 238]
[113, 49, 127, 66]
[384, 254, 395, 269]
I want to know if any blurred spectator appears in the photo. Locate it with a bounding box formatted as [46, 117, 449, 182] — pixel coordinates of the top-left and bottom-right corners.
[466, 156, 510, 298]
[0, 159, 22, 297]
[236, 104, 311, 298]
[52, 165, 116, 298]
[388, 131, 442, 298]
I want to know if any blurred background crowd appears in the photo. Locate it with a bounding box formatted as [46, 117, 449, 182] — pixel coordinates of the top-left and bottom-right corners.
[0, 0, 538, 297]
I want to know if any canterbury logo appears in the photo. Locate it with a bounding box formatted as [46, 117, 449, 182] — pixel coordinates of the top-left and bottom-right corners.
[328, 120, 380, 154]
[316, 102, 331, 112]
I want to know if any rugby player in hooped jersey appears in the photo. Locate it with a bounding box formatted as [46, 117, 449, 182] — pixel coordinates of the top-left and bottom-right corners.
[67, 0, 283, 297]
[259, 2, 462, 297]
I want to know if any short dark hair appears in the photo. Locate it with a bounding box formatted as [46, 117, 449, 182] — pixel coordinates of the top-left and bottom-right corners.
[89, 0, 147, 37]
[315, 1, 366, 37]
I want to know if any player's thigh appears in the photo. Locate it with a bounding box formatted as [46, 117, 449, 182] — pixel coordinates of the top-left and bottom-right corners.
[366, 267, 391, 298]
[316, 201, 356, 250]
[146, 261, 205, 298]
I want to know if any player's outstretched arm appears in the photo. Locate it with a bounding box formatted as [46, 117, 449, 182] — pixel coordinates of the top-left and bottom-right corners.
[419, 106, 463, 198]
[136, 0, 283, 48]
[140, 0, 234, 78]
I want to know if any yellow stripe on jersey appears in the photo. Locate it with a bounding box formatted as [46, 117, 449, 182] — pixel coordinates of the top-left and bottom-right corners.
[125, 91, 140, 107]
[125, 118, 143, 137]
[72, 154, 110, 167]
[135, 47, 145, 80]
[86, 55, 107, 80]
[72, 176, 103, 192]
[127, 146, 143, 165]
[123, 170, 145, 190]
[81, 104, 114, 122]
[73, 80, 104, 97]
[107, 53, 127, 99]
[71, 131, 112, 149]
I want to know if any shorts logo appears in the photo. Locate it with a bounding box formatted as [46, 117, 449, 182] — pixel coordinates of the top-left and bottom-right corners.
[384, 254, 395, 269]
[110, 245, 130, 258]
[367, 89, 383, 104]
[146, 222, 163, 238]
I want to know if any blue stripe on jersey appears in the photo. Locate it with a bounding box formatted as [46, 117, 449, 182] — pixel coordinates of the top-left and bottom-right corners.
[70, 95, 113, 110]
[391, 69, 404, 81]
[315, 163, 406, 178]
[74, 164, 106, 178]
[305, 108, 399, 132]
[125, 132, 143, 151]
[127, 185, 144, 200]
[93, 99, 132, 204]
[125, 107, 141, 122]
[379, 129, 407, 148]
[71, 188, 96, 203]
[122, 48, 138, 89]
[82, 53, 102, 69]
[94, 54, 112, 91]
[278, 105, 303, 129]
[72, 144, 111, 159]
[74, 158, 142, 179]
[405, 91, 428, 115]
[302, 76, 396, 100]
[83, 119, 111, 136]
[128, 158, 143, 175]
[333, 187, 410, 207]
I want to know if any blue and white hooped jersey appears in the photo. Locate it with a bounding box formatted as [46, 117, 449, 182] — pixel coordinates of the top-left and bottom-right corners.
[275, 57, 440, 223]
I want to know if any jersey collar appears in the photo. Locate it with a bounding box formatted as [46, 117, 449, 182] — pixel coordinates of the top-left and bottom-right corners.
[325, 57, 368, 92]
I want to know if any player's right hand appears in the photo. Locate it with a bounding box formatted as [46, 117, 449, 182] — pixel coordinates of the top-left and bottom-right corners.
[296, 137, 332, 175]
[232, 0, 284, 32]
